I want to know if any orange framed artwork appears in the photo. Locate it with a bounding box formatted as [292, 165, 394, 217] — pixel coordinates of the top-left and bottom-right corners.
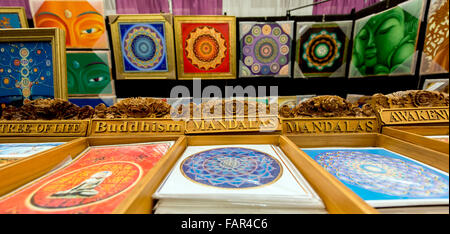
[29, 0, 109, 49]
[174, 16, 237, 80]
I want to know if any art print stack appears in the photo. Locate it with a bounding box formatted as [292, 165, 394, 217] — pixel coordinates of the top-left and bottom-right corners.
[301, 147, 449, 214]
[153, 145, 326, 214]
[0, 142, 64, 167]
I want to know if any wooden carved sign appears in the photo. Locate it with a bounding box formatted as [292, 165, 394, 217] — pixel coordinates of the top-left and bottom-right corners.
[377, 107, 449, 125]
[89, 119, 185, 136]
[185, 116, 280, 134]
[282, 117, 379, 134]
[0, 120, 89, 137]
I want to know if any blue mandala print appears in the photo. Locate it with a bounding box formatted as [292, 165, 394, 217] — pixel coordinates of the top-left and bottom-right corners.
[181, 147, 282, 189]
[315, 151, 449, 198]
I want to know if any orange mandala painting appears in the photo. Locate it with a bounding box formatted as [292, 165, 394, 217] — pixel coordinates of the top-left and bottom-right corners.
[182, 23, 230, 73]
[0, 142, 172, 214]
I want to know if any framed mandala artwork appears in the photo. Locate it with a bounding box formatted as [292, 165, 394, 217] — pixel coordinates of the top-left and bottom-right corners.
[109, 14, 176, 80]
[174, 16, 237, 80]
[0, 7, 28, 29]
[0, 141, 174, 214]
[0, 28, 67, 108]
[420, 0, 449, 75]
[350, 0, 425, 78]
[30, 0, 109, 49]
[294, 21, 352, 78]
[239, 21, 294, 78]
[301, 147, 449, 207]
[154, 145, 323, 206]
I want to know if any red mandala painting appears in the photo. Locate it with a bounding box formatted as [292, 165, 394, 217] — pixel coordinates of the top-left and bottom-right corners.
[181, 23, 230, 73]
[0, 142, 172, 214]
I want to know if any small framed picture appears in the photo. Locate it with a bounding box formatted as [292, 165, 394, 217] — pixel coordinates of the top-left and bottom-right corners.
[0, 7, 29, 29]
[109, 14, 176, 80]
[174, 15, 237, 80]
[66, 50, 115, 96]
[0, 28, 67, 107]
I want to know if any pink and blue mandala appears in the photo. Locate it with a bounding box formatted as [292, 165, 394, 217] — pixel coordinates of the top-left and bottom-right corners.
[181, 147, 282, 189]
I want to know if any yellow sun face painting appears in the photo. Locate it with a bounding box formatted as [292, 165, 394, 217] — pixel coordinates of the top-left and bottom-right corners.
[174, 16, 237, 80]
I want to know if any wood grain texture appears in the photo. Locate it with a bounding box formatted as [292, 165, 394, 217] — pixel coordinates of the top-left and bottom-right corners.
[286, 133, 378, 148]
[382, 127, 449, 154]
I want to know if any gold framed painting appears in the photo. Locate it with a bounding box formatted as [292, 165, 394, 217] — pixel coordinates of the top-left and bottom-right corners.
[0, 28, 68, 108]
[0, 7, 29, 29]
[174, 15, 237, 80]
[109, 14, 176, 80]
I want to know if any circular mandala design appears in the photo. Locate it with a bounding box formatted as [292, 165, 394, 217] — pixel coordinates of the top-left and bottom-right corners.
[278, 55, 288, 65]
[251, 63, 261, 73]
[185, 26, 227, 71]
[20, 48, 29, 58]
[244, 35, 254, 45]
[254, 37, 279, 64]
[315, 151, 449, 197]
[270, 63, 280, 73]
[279, 35, 288, 44]
[280, 45, 289, 55]
[123, 25, 165, 70]
[261, 65, 270, 75]
[262, 25, 272, 35]
[243, 46, 252, 56]
[252, 26, 261, 36]
[244, 56, 254, 66]
[181, 147, 282, 189]
[272, 27, 281, 37]
[302, 30, 341, 71]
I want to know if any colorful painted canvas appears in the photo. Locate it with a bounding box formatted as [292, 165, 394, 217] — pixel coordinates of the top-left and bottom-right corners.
[421, 0, 449, 74]
[30, 0, 108, 49]
[294, 21, 352, 78]
[0, 141, 174, 214]
[174, 16, 236, 79]
[0, 142, 64, 158]
[0, 13, 21, 28]
[239, 21, 294, 78]
[109, 15, 176, 80]
[67, 51, 114, 96]
[301, 147, 449, 207]
[0, 41, 55, 107]
[350, 0, 425, 77]
[0, 7, 28, 29]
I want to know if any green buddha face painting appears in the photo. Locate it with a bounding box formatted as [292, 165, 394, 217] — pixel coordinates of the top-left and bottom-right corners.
[351, 0, 423, 76]
[67, 51, 113, 95]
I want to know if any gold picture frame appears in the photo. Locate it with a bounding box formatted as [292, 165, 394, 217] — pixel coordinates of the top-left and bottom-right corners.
[109, 14, 176, 80]
[0, 28, 68, 103]
[0, 7, 28, 29]
[174, 15, 237, 80]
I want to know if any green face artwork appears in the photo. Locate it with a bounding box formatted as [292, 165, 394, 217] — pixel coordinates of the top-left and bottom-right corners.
[67, 52, 113, 95]
[351, 0, 422, 76]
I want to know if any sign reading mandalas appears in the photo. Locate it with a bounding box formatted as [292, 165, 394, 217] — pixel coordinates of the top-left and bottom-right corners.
[67, 51, 114, 96]
[350, 0, 425, 77]
[239, 21, 293, 78]
[181, 147, 282, 189]
[420, 0, 449, 75]
[0, 141, 173, 214]
[294, 21, 352, 78]
[30, 0, 108, 49]
[302, 147, 449, 207]
[109, 14, 176, 79]
[0, 7, 28, 29]
[174, 16, 236, 79]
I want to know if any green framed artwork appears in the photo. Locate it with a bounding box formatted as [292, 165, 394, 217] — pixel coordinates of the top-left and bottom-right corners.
[0, 7, 28, 29]
[350, 0, 426, 78]
[66, 50, 115, 96]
